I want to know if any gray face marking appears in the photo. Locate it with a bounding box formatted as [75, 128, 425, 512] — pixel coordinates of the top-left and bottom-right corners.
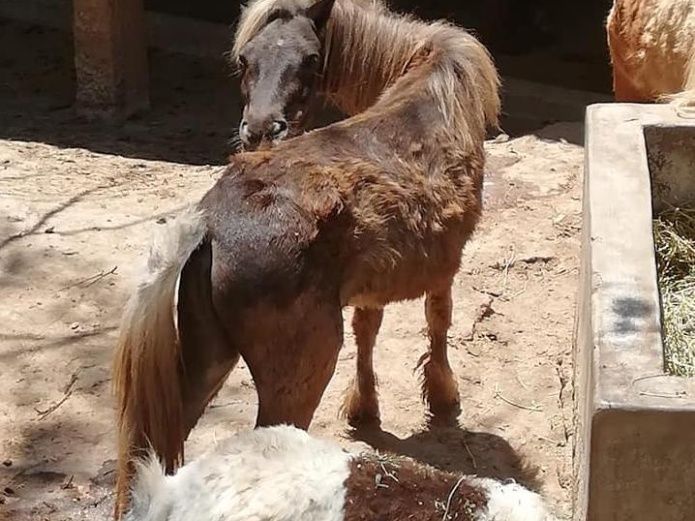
[237, 17, 323, 150]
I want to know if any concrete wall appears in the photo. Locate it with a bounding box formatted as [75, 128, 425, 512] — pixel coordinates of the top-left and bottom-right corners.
[578, 104, 695, 521]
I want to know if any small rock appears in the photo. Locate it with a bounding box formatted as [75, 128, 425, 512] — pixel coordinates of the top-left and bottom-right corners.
[494, 133, 510, 143]
[70, 322, 80, 330]
[156, 217, 167, 224]
[2, 459, 12, 467]
[44, 226, 55, 234]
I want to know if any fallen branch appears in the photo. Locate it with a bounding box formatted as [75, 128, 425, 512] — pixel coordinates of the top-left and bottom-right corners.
[461, 438, 477, 470]
[639, 391, 687, 399]
[441, 475, 466, 521]
[34, 372, 78, 420]
[62, 266, 118, 290]
[494, 389, 542, 412]
[631, 373, 669, 385]
[61, 475, 75, 490]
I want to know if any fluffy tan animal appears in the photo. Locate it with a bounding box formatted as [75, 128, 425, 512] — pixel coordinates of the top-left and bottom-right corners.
[607, 0, 695, 105]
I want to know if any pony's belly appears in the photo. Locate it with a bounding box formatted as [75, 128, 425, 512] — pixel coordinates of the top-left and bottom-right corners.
[341, 249, 462, 308]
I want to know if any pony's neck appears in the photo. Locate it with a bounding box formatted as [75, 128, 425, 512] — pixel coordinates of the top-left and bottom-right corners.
[322, 0, 500, 150]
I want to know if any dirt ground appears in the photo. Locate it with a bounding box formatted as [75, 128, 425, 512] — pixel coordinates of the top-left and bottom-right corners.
[0, 20, 583, 521]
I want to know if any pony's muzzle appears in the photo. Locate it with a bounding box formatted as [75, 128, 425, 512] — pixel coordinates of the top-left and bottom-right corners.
[240, 118, 289, 149]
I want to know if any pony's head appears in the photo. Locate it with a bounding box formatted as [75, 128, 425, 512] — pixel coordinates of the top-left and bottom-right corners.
[233, 0, 336, 150]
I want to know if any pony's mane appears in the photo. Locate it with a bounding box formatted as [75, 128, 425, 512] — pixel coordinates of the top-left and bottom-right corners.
[233, 0, 382, 59]
[233, 0, 500, 148]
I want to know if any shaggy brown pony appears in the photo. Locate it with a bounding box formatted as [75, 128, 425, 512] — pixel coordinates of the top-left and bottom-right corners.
[607, 0, 695, 105]
[113, 0, 499, 517]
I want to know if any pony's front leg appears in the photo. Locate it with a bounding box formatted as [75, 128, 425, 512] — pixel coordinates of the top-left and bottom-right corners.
[420, 284, 461, 423]
[340, 307, 383, 426]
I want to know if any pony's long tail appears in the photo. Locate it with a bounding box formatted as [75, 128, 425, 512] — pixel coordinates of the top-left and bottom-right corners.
[113, 207, 207, 519]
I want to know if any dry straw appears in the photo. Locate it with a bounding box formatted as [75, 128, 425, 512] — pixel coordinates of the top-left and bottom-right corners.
[653, 206, 695, 376]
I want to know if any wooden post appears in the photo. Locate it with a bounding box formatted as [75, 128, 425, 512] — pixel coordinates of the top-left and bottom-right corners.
[73, 0, 149, 119]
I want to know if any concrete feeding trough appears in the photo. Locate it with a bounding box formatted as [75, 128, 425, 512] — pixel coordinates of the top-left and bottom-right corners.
[575, 104, 695, 521]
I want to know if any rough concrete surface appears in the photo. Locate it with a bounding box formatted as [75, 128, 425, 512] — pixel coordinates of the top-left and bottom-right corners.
[576, 103, 695, 521]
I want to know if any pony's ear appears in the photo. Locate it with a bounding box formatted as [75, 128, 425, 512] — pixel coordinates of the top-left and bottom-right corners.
[306, 0, 336, 31]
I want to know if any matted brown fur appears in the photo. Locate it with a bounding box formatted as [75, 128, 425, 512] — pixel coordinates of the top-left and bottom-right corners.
[344, 455, 486, 521]
[113, 0, 499, 518]
[607, 0, 695, 104]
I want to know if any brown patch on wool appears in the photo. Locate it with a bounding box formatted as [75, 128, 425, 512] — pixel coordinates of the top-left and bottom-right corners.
[343, 455, 486, 521]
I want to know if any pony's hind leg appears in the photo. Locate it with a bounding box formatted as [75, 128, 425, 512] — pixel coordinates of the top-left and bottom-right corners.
[420, 284, 460, 422]
[244, 297, 343, 429]
[340, 307, 383, 426]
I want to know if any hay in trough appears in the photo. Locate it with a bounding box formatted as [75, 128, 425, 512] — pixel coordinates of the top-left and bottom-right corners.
[653, 206, 695, 376]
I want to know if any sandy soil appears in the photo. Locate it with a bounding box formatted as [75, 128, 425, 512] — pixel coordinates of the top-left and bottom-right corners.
[0, 19, 583, 521]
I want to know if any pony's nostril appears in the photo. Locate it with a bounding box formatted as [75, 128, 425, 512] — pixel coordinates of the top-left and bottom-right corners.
[271, 119, 288, 138]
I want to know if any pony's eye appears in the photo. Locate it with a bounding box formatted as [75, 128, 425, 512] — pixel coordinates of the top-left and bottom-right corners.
[305, 54, 320, 67]
[237, 55, 248, 72]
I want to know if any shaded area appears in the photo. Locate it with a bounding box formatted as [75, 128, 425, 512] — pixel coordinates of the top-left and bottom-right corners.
[0, 186, 106, 251]
[0, 0, 610, 164]
[1, 419, 115, 521]
[145, 0, 613, 94]
[351, 423, 541, 492]
[0, 19, 238, 165]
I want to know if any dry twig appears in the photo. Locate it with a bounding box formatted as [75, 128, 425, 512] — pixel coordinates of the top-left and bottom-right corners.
[494, 388, 542, 412]
[34, 372, 78, 420]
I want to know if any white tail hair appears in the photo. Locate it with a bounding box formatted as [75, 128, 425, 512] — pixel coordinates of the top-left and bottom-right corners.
[114, 206, 207, 517]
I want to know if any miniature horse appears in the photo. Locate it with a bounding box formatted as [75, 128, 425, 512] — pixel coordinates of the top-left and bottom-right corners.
[113, 0, 499, 516]
[607, 0, 695, 104]
[124, 426, 555, 521]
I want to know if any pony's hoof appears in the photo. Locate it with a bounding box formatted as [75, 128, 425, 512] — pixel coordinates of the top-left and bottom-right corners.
[422, 360, 460, 421]
[346, 408, 381, 428]
[340, 388, 380, 427]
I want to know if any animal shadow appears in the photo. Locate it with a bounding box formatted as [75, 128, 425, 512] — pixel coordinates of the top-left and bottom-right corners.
[349, 422, 542, 492]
